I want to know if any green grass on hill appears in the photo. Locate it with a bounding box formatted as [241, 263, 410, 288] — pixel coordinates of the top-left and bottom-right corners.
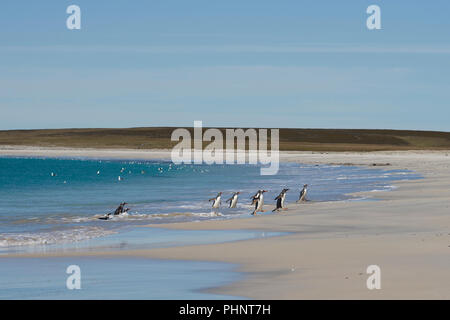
[0, 127, 450, 151]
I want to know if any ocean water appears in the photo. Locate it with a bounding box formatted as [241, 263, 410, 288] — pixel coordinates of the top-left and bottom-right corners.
[0, 227, 286, 255]
[0, 257, 243, 300]
[0, 157, 421, 248]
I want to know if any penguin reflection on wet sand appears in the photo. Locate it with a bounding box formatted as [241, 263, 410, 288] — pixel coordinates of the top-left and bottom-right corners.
[226, 192, 240, 208]
[297, 184, 308, 203]
[251, 190, 267, 215]
[209, 192, 222, 209]
[273, 188, 289, 212]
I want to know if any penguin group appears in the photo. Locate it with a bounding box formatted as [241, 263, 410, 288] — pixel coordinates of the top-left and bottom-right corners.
[97, 163, 309, 219]
[208, 184, 309, 216]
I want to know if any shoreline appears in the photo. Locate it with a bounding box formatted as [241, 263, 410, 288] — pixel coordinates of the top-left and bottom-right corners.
[1, 147, 450, 299]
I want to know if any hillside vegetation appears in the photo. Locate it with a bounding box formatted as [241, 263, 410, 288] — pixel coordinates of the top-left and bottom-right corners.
[1, 128, 450, 151]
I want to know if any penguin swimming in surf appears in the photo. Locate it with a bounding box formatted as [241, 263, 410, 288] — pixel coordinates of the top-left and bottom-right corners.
[273, 188, 289, 212]
[99, 202, 129, 220]
[98, 213, 112, 220]
[209, 192, 222, 209]
[251, 190, 267, 215]
[297, 184, 308, 202]
[114, 202, 128, 215]
[226, 192, 240, 208]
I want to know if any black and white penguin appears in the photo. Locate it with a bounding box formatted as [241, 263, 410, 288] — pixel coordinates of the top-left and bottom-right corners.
[226, 192, 240, 208]
[98, 213, 112, 220]
[297, 184, 308, 202]
[251, 190, 267, 215]
[273, 188, 289, 212]
[209, 192, 222, 209]
[100, 202, 129, 220]
[114, 202, 128, 215]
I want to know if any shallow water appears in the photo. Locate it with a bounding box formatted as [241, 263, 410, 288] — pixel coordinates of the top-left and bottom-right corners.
[0, 227, 285, 255]
[0, 257, 243, 300]
[0, 157, 421, 247]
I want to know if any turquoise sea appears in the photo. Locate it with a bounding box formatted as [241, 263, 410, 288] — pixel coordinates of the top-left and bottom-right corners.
[0, 156, 422, 299]
[0, 157, 421, 248]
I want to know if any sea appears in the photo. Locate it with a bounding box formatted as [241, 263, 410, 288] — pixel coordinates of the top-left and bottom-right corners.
[0, 157, 421, 249]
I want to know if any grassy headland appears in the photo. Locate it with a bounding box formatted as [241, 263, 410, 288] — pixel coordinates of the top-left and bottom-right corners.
[0, 127, 450, 151]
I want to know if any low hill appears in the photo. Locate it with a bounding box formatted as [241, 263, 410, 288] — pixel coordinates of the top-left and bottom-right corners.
[0, 127, 450, 151]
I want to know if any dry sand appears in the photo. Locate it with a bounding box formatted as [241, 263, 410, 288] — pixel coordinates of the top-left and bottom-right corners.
[1, 146, 450, 299]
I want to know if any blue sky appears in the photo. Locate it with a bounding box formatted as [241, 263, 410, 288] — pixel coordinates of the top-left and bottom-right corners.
[1, 0, 449, 131]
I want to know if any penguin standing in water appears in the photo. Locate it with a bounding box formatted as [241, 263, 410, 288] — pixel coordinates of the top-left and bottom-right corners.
[273, 188, 289, 212]
[98, 202, 128, 220]
[251, 190, 267, 215]
[226, 192, 240, 208]
[209, 192, 222, 209]
[114, 202, 128, 215]
[297, 184, 308, 203]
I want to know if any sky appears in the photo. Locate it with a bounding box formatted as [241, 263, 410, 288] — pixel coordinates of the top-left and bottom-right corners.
[1, 0, 449, 131]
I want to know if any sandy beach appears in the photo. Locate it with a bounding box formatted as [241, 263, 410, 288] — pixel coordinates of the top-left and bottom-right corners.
[1, 146, 450, 299]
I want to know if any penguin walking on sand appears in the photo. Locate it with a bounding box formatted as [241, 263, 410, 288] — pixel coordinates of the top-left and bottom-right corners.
[273, 188, 289, 212]
[226, 192, 240, 208]
[209, 192, 222, 209]
[251, 190, 267, 215]
[297, 184, 308, 203]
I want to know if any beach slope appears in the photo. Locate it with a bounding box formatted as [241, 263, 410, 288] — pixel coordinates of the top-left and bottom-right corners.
[1, 149, 449, 299]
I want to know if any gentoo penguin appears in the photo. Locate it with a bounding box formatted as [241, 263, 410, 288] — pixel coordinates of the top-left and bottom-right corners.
[114, 202, 128, 215]
[98, 213, 112, 220]
[273, 188, 289, 212]
[250, 190, 260, 206]
[297, 184, 308, 202]
[251, 190, 267, 215]
[100, 203, 129, 220]
[209, 192, 222, 209]
[226, 192, 240, 208]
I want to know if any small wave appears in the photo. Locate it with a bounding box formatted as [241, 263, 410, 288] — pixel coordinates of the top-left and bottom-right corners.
[0, 226, 116, 247]
[59, 211, 226, 223]
[369, 185, 397, 192]
[344, 197, 369, 202]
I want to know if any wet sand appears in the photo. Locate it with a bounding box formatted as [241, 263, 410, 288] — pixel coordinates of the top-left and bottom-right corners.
[1, 147, 450, 299]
